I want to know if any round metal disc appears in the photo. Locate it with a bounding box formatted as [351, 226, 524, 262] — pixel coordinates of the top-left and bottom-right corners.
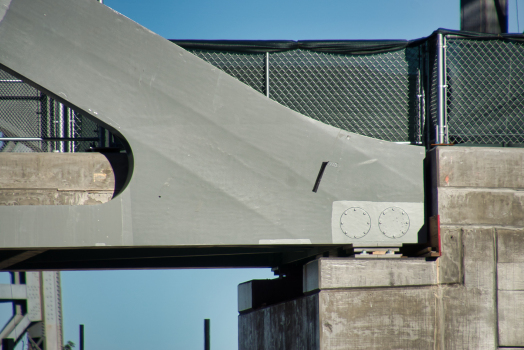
[340, 207, 371, 239]
[378, 207, 410, 238]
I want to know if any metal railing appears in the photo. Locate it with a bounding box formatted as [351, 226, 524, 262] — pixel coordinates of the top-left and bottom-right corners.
[444, 35, 524, 145]
[188, 44, 425, 144]
[181, 32, 524, 148]
[1, 31, 523, 152]
[0, 70, 100, 152]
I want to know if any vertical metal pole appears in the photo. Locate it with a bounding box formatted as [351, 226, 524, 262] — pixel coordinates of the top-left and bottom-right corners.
[63, 106, 70, 152]
[437, 33, 447, 144]
[79, 324, 84, 350]
[70, 109, 75, 152]
[98, 127, 105, 148]
[265, 52, 269, 98]
[57, 103, 65, 152]
[40, 93, 48, 152]
[204, 319, 210, 350]
[425, 42, 431, 148]
[443, 35, 448, 144]
[417, 45, 424, 145]
[2, 339, 15, 350]
[49, 99, 55, 152]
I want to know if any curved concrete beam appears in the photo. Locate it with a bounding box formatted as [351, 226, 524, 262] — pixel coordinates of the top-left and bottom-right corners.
[0, 0, 424, 248]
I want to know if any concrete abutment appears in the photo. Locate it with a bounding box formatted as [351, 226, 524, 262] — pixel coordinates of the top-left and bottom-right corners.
[238, 147, 524, 349]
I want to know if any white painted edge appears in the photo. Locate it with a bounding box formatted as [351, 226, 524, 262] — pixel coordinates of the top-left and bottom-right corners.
[258, 239, 312, 244]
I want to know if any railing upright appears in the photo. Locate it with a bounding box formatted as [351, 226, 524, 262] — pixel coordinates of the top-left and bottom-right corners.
[437, 33, 448, 144]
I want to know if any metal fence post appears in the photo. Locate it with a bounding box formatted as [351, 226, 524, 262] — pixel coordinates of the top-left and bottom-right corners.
[425, 41, 431, 148]
[57, 102, 65, 152]
[204, 319, 210, 350]
[437, 33, 448, 144]
[265, 52, 269, 98]
[79, 324, 84, 350]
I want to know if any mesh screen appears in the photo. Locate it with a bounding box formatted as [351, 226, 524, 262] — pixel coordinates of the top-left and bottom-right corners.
[446, 39, 524, 145]
[0, 70, 41, 151]
[2, 36, 523, 150]
[268, 49, 422, 143]
[191, 50, 266, 95]
[189, 47, 424, 143]
[0, 69, 99, 152]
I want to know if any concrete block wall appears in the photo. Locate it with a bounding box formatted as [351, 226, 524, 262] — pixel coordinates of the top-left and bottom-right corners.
[239, 147, 524, 349]
[432, 147, 524, 348]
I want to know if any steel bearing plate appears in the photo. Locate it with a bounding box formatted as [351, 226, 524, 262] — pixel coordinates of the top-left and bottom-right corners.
[340, 207, 371, 239]
[378, 207, 410, 238]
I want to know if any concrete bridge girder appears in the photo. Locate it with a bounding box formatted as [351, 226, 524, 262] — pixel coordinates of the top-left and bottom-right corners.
[0, 0, 423, 264]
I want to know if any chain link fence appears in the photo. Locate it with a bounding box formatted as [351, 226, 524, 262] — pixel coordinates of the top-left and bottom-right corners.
[187, 34, 524, 147]
[191, 50, 266, 95]
[445, 37, 524, 145]
[189, 45, 425, 143]
[1, 33, 523, 152]
[0, 69, 100, 152]
[269, 48, 424, 143]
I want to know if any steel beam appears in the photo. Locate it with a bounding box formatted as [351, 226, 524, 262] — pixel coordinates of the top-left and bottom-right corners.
[0, 271, 61, 350]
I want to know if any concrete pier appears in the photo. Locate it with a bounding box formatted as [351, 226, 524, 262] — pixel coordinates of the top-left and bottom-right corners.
[0, 153, 127, 206]
[238, 146, 524, 349]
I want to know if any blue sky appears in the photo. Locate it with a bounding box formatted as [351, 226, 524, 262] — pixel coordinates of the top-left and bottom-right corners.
[3, 0, 524, 349]
[103, 0, 524, 41]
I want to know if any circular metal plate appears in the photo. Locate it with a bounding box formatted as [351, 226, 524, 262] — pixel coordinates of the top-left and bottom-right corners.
[340, 207, 371, 239]
[378, 207, 410, 238]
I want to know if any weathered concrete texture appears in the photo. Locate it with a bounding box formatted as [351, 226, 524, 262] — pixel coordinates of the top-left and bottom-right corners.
[496, 229, 524, 347]
[0, 190, 113, 206]
[462, 228, 496, 291]
[429, 148, 523, 349]
[497, 229, 524, 263]
[319, 288, 436, 350]
[439, 285, 496, 349]
[434, 147, 524, 189]
[240, 147, 524, 349]
[240, 227, 500, 350]
[438, 188, 524, 226]
[498, 290, 524, 346]
[438, 226, 463, 284]
[0, 153, 122, 190]
[429, 147, 524, 222]
[497, 229, 524, 291]
[238, 294, 319, 350]
[439, 228, 497, 350]
[303, 258, 437, 292]
[497, 262, 524, 290]
[0, 153, 127, 205]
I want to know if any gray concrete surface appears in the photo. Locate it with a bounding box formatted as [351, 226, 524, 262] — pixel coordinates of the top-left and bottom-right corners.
[440, 227, 497, 350]
[303, 258, 437, 292]
[497, 228, 524, 346]
[0, 0, 424, 248]
[239, 147, 524, 349]
[438, 226, 463, 284]
[0, 153, 125, 206]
